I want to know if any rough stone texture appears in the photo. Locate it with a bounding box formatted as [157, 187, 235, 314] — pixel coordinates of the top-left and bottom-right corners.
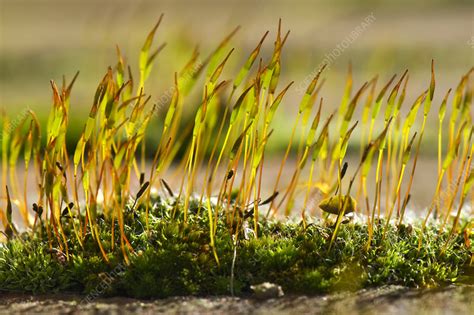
[251, 282, 285, 300]
[0, 285, 473, 315]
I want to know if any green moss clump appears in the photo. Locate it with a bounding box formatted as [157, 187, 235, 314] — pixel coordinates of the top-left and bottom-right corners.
[0, 197, 472, 298]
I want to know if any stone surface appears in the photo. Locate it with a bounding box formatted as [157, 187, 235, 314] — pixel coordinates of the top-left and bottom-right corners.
[0, 285, 473, 315]
[251, 282, 285, 300]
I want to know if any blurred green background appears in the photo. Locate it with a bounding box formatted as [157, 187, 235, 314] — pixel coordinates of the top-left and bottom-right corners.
[1, 0, 473, 153]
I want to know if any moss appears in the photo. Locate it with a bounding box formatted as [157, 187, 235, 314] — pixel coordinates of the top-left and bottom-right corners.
[0, 197, 472, 298]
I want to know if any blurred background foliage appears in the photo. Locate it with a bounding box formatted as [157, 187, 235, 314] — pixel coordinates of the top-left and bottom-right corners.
[0, 0, 473, 154]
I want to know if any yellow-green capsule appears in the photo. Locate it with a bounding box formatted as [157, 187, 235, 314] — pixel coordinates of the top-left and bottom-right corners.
[319, 195, 357, 215]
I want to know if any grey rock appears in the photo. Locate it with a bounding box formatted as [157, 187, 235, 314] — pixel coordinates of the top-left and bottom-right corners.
[251, 282, 285, 300]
